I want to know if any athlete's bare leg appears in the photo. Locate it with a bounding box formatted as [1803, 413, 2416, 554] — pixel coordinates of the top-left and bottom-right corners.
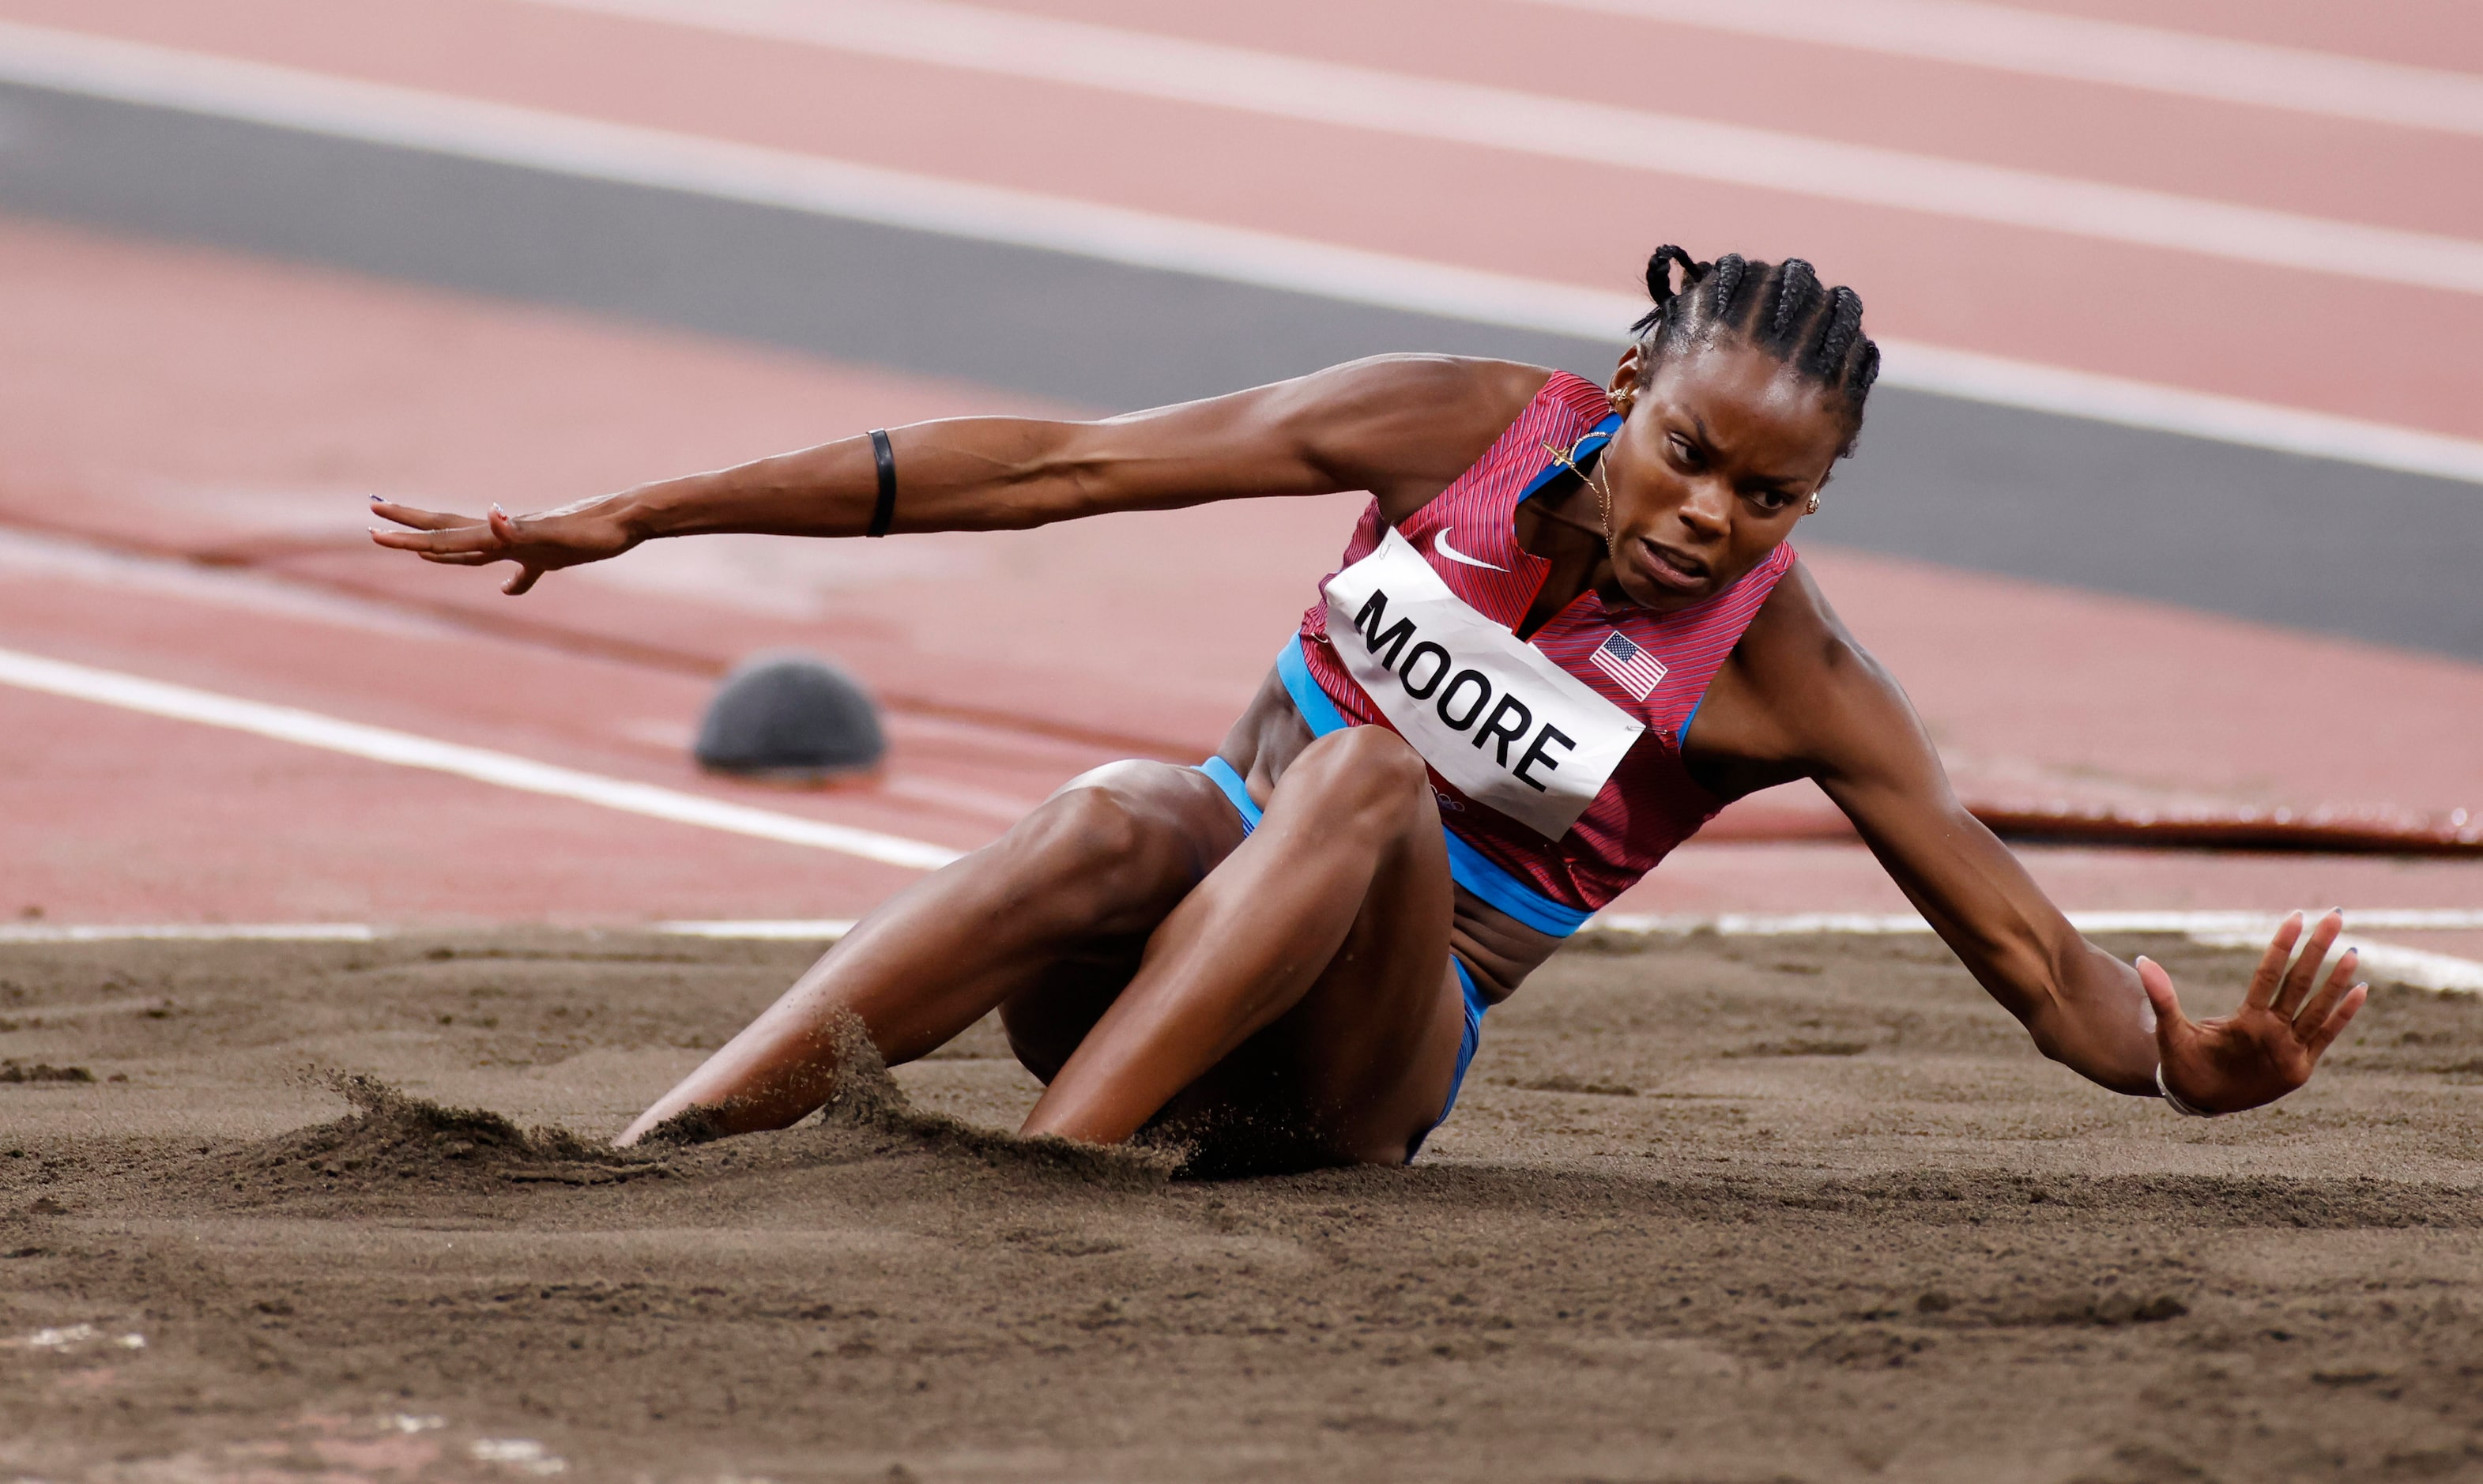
[1019, 726, 1465, 1162]
[614, 760, 1238, 1145]
[616, 728, 1468, 1165]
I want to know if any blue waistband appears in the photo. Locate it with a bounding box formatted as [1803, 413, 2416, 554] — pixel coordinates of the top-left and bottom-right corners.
[1441, 831, 1592, 936]
[1275, 635, 1593, 938]
[1196, 755, 1261, 832]
[1276, 632, 1348, 736]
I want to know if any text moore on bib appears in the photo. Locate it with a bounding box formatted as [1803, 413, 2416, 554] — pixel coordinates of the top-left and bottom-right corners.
[1321, 528, 1642, 840]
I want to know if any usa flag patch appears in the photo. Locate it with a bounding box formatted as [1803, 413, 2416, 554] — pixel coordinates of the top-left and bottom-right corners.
[1588, 631, 1667, 701]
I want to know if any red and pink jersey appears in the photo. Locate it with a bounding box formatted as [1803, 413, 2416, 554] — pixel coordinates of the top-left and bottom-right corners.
[1292, 371, 1795, 921]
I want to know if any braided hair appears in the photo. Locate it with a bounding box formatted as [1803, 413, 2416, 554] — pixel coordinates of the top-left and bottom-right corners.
[1628, 247, 1881, 457]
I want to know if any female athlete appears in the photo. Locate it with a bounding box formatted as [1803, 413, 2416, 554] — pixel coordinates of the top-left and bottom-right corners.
[372, 248, 2368, 1168]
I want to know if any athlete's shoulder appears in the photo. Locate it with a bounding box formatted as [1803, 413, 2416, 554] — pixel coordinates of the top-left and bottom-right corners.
[1735, 559, 1872, 683]
[1692, 560, 1912, 774]
[1290, 354, 1560, 420]
[1280, 357, 1565, 514]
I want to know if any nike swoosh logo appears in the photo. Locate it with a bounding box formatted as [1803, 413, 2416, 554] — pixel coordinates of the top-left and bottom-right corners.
[1433, 529, 1505, 572]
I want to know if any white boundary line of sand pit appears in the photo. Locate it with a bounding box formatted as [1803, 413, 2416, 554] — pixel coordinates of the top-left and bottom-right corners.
[0, 921, 849, 944]
[1593, 908, 2483, 936]
[0, 646, 966, 872]
[0, 922, 382, 944]
[1592, 910, 2483, 993]
[2, 21, 2481, 486]
[9, 913, 2478, 992]
[657, 919, 863, 940]
[2184, 935, 2483, 995]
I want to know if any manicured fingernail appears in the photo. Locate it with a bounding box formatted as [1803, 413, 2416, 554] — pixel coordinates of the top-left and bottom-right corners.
[367, 494, 381, 503]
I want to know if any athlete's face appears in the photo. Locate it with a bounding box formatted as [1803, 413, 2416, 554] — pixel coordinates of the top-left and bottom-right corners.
[1598, 341, 1846, 612]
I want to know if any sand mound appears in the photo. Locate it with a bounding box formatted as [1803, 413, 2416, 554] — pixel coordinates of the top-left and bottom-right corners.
[232, 1072, 666, 1193]
[771, 1013, 1185, 1187]
[228, 1035, 1177, 1204]
[476, 1014, 1186, 1188]
[0, 1060, 94, 1083]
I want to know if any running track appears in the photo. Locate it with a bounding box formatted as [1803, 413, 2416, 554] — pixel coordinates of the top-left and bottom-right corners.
[2, 0, 2479, 968]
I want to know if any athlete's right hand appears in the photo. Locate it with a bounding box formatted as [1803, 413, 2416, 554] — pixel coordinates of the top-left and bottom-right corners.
[368, 495, 639, 595]
[2140, 909, 2367, 1116]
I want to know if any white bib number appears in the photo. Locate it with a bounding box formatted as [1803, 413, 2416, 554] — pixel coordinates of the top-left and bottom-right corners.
[1322, 529, 1641, 839]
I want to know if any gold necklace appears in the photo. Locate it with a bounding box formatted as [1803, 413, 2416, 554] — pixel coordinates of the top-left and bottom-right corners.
[1538, 437, 1622, 569]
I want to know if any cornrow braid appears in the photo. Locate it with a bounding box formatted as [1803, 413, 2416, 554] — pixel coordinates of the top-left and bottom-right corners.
[1808, 286, 1865, 381]
[1850, 341, 1883, 405]
[1626, 246, 1881, 458]
[1705, 253, 1750, 323]
[1629, 243, 1705, 337]
[1765, 259, 1821, 349]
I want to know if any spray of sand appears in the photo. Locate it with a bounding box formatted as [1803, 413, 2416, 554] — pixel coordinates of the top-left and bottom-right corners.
[262, 1014, 1183, 1191]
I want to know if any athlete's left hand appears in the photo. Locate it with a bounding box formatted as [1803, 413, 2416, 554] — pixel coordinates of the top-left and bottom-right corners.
[2140, 908, 2368, 1115]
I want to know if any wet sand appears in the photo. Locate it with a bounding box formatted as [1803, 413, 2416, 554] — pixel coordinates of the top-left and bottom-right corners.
[2, 930, 2478, 1482]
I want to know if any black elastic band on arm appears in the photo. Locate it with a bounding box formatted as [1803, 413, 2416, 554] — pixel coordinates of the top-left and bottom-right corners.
[866, 427, 897, 538]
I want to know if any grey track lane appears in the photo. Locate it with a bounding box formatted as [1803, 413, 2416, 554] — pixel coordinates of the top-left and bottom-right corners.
[4, 82, 2477, 661]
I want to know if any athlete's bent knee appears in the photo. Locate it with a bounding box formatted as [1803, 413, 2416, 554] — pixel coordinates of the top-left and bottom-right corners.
[1002, 773, 1195, 928]
[1286, 726, 1430, 827]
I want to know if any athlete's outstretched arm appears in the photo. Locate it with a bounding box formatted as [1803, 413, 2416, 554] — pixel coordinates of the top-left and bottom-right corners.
[369, 356, 1549, 593]
[1693, 569, 2366, 1114]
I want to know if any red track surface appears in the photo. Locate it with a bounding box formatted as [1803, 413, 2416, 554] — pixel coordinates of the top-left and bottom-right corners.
[2015, 0, 2483, 69]
[1, 3, 2478, 949]
[8, 0, 2481, 438]
[5, 219, 2480, 940]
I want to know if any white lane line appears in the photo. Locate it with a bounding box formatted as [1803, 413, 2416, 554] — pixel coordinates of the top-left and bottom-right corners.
[0, 526, 474, 640]
[1527, 0, 2483, 139]
[5, 21, 2480, 486]
[514, 0, 2483, 298]
[0, 646, 966, 871]
[1862, 345, 2483, 484]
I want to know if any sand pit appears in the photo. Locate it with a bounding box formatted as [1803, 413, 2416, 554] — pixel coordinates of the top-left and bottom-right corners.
[2, 929, 2478, 1482]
